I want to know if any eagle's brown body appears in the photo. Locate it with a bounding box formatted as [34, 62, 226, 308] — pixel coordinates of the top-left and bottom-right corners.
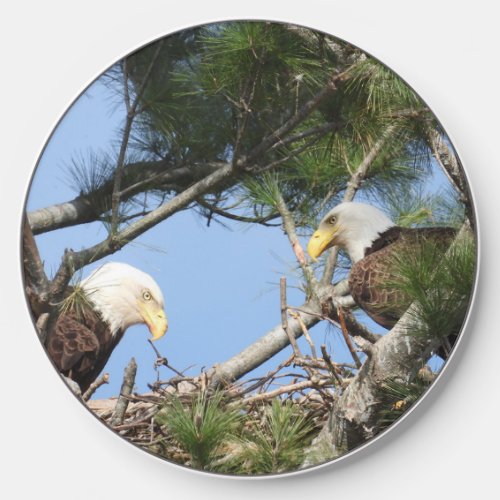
[348, 226, 457, 330]
[25, 261, 168, 394]
[46, 297, 124, 392]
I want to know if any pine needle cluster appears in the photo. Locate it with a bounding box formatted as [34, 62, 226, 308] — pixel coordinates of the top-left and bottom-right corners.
[389, 231, 476, 341]
[155, 391, 318, 475]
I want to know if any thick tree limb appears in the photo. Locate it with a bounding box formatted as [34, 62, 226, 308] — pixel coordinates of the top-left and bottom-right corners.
[22, 217, 49, 295]
[49, 163, 236, 296]
[304, 225, 473, 464]
[210, 301, 322, 387]
[27, 160, 226, 235]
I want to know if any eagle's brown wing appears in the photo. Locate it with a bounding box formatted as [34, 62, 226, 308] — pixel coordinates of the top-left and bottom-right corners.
[348, 226, 456, 329]
[46, 302, 123, 392]
[47, 313, 100, 373]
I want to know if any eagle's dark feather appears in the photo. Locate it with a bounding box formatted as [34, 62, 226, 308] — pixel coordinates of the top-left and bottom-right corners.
[46, 292, 123, 392]
[349, 226, 457, 330]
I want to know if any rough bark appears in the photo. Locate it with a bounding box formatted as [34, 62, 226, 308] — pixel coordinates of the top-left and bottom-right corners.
[426, 127, 474, 224]
[303, 225, 473, 465]
[110, 358, 137, 426]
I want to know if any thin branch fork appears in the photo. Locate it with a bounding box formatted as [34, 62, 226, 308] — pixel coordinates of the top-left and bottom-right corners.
[82, 373, 110, 401]
[275, 192, 318, 290]
[289, 310, 317, 358]
[280, 277, 302, 357]
[110, 41, 165, 234]
[244, 378, 329, 404]
[243, 72, 342, 165]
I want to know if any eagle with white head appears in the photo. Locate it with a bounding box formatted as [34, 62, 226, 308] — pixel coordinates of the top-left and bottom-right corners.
[46, 262, 168, 392]
[307, 202, 456, 337]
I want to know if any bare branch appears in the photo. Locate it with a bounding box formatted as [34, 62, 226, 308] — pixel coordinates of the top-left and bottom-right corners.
[289, 310, 317, 358]
[110, 42, 165, 234]
[110, 358, 137, 427]
[280, 277, 302, 357]
[244, 378, 328, 404]
[275, 192, 318, 291]
[82, 373, 110, 401]
[49, 163, 235, 295]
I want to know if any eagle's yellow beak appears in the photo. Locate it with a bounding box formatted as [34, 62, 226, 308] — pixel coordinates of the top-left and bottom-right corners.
[139, 303, 168, 341]
[307, 226, 339, 261]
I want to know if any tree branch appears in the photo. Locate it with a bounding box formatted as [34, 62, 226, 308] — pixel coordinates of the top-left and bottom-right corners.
[304, 225, 472, 463]
[110, 42, 164, 233]
[49, 162, 236, 296]
[110, 358, 137, 427]
[242, 73, 342, 165]
[27, 160, 227, 235]
[426, 127, 473, 223]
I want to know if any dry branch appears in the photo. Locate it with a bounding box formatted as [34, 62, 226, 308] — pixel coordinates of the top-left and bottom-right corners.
[110, 358, 137, 426]
[280, 277, 302, 357]
[83, 373, 110, 401]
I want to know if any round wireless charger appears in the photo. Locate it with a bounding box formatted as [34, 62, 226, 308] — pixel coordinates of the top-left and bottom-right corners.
[22, 19, 477, 477]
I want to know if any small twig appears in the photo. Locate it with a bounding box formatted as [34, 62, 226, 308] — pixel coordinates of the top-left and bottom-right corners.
[275, 193, 318, 290]
[110, 358, 137, 426]
[337, 307, 362, 368]
[280, 277, 302, 357]
[245, 378, 328, 404]
[320, 344, 343, 387]
[83, 373, 110, 401]
[291, 305, 381, 344]
[289, 310, 317, 358]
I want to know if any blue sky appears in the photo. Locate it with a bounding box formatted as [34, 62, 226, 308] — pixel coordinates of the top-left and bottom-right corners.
[26, 77, 445, 399]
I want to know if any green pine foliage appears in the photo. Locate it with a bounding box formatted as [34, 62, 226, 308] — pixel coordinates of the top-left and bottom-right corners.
[155, 392, 318, 475]
[225, 399, 317, 475]
[378, 377, 433, 430]
[72, 21, 443, 232]
[389, 231, 476, 341]
[155, 390, 242, 470]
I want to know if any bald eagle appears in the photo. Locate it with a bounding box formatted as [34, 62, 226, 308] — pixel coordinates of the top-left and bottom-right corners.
[307, 202, 457, 356]
[45, 262, 167, 392]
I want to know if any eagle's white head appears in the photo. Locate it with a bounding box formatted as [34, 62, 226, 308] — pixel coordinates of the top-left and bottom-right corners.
[307, 202, 395, 263]
[80, 262, 167, 339]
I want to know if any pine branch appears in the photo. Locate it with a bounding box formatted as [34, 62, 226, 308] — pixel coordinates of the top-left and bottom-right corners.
[242, 72, 343, 165]
[110, 41, 165, 234]
[48, 162, 235, 296]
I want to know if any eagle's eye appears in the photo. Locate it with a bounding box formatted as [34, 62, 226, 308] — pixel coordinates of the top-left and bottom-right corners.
[142, 290, 152, 301]
[329, 215, 337, 224]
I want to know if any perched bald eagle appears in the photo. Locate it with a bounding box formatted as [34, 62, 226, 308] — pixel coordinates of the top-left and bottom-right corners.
[46, 262, 167, 392]
[307, 202, 457, 355]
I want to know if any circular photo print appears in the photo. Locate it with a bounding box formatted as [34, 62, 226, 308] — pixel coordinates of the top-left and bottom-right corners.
[22, 20, 477, 476]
